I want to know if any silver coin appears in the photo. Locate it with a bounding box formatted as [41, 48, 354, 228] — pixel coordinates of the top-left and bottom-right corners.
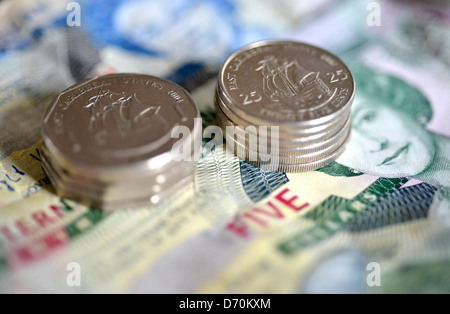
[41, 133, 200, 188]
[216, 98, 350, 149]
[41, 146, 196, 204]
[41, 73, 200, 209]
[244, 131, 351, 173]
[42, 158, 195, 211]
[225, 117, 352, 157]
[215, 88, 351, 137]
[42, 73, 200, 170]
[226, 126, 351, 165]
[43, 169, 194, 211]
[223, 114, 351, 153]
[217, 40, 355, 129]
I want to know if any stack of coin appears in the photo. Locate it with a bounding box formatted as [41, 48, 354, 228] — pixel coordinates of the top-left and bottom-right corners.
[41, 73, 201, 211]
[215, 40, 355, 172]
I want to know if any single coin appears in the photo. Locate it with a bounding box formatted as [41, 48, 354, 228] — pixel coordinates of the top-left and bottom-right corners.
[42, 73, 200, 168]
[218, 40, 355, 129]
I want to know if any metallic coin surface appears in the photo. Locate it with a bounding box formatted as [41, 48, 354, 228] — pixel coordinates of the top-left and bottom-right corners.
[41, 73, 200, 210]
[218, 40, 355, 128]
[42, 73, 200, 167]
[215, 93, 350, 142]
[215, 88, 351, 136]
[225, 118, 352, 157]
[246, 132, 350, 173]
[215, 98, 351, 148]
[41, 148, 196, 201]
[227, 127, 351, 164]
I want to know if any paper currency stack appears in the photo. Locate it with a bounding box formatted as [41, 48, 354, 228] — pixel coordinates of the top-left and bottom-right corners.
[215, 40, 355, 172]
[41, 73, 201, 211]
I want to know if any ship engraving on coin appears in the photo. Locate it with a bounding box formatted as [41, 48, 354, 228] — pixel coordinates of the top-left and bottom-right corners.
[43, 73, 199, 165]
[84, 90, 163, 146]
[220, 41, 354, 123]
[256, 56, 336, 110]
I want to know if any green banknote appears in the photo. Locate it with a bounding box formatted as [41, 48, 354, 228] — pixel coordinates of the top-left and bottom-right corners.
[0, 0, 449, 293]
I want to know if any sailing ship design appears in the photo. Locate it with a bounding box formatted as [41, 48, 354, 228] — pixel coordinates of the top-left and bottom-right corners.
[84, 90, 160, 145]
[255, 56, 335, 108]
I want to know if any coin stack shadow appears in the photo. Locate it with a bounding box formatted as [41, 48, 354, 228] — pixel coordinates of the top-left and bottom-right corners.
[215, 40, 355, 173]
[41, 74, 201, 211]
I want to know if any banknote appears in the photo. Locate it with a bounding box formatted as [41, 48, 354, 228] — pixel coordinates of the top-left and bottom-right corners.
[1, 0, 450, 294]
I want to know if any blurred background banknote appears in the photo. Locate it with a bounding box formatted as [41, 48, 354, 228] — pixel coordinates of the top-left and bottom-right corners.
[0, 0, 449, 293]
